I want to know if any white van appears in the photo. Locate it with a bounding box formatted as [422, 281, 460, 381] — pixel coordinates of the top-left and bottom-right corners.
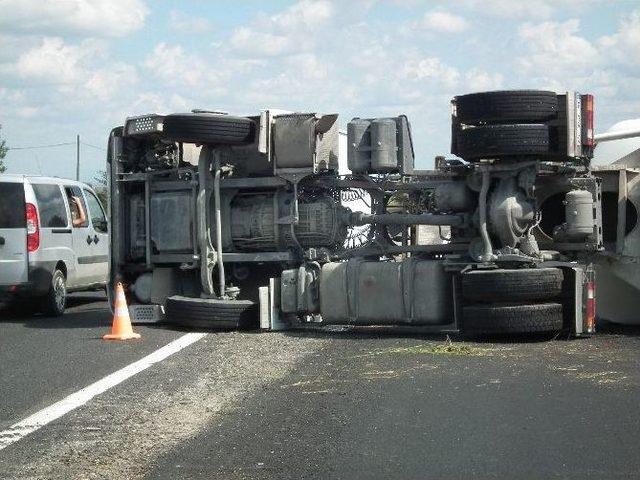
[0, 175, 109, 316]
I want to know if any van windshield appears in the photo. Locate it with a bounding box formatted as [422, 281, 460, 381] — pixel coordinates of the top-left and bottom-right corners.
[0, 182, 25, 228]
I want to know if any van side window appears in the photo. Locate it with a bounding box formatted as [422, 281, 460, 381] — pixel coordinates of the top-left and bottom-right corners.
[32, 184, 68, 228]
[83, 189, 108, 233]
[0, 182, 25, 228]
[65, 186, 88, 228]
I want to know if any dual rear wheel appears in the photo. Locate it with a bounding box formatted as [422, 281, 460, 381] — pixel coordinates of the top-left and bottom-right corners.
[461, 268, 565, 335]
[453, 90, 559, 161]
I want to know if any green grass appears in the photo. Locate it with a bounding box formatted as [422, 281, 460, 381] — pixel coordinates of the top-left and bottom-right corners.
[371, 337, 491, 357]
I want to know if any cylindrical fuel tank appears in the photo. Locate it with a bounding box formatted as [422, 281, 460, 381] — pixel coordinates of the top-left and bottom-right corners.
[319, 259, 452, 326]
[563, 189, 594, 239]
[370, 118, 398, 172]
[230, 194, 347, 251]
[347, 118, 371, 173]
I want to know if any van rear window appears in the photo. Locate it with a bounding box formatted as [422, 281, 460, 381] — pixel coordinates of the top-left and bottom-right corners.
[32, 184, 68, 228]
[0, 182, 26, 228]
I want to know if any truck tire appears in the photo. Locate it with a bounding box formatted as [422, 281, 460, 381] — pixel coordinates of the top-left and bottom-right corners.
[463, 302, 563, 335]
[455, 90, 558, 124]
[462, 268, 563, 303]
[456, 124, 550, 160]
[42, 269, 67, 317]
[164, 295, 258, 329]
[162, 113, 255, 145]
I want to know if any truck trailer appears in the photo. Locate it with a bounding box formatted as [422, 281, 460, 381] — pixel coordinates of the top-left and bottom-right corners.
[106, 90, 600, 336]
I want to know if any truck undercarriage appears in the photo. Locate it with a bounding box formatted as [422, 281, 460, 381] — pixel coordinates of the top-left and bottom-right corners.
[107, 90, 600, 336]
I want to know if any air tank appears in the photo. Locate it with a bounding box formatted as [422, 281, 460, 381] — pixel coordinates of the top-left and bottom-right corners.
[557, 189, 595, 241]
[370, 118, 398, 172]
[347, 118, 371, 173]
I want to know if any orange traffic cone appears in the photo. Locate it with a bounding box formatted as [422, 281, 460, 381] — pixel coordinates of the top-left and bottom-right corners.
[103, 283, 141, 341]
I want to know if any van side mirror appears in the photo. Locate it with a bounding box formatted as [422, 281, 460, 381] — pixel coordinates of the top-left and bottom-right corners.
[94, 219, 108, 233]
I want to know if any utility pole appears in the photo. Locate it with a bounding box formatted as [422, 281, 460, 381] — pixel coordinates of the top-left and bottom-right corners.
[76, 134, 80, 181]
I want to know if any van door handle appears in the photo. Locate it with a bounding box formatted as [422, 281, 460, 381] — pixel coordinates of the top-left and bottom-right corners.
[0, 236, 4, 246]
[94, 235, 99, 244]
[86, 235, 93, 245]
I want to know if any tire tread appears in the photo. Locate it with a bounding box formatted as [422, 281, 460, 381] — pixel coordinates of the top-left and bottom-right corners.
[463, 302, 563, 335]
[163, 114, 255, 145]
[456, 90, 558, 124]
[456, 124, 550, 160]
[462, 268, 564, 302]
[164, 295, 258, 329]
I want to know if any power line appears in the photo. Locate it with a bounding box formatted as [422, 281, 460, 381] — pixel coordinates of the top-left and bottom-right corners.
[7, 140, 107, 152]
[80, 141, 107, 152]
[2, 135, 108, 181]
[7, 142, 75, 151]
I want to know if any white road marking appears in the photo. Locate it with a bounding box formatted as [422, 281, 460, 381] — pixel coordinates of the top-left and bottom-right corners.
[0, 332, 206, 451]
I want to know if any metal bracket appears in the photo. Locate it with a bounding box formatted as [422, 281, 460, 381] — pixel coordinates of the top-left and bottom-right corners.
[197, 146, 217, 296]
[259, 278, 288, 331]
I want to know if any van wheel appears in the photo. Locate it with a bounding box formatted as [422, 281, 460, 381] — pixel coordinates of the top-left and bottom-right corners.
[43, 269, 67, 317]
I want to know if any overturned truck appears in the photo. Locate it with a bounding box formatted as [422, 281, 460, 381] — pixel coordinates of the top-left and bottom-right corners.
[107, 90, 600, 336]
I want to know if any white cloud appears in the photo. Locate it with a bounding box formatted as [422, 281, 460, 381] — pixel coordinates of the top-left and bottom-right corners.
[463, 69, 504, 91]
[597, 9, 640, 70]
[130, 93, 190, 115]
[284, 53, 329, 82]
[144, 43, 209, 88]
[1, 0, 639, 179]
[518, 19, 599, 76]
[400, 56, 460, 89]
[512, 13, 640, 133]
[11, 37, 137, 104]
[264, 0, 334, 30]
[0, 34, 42, 63]
[169, 10, 213, 34]
[142, 42, 261, 100]
[456, 0, 605, 20]
[230, 28, 294, 57]
[85, 63, 138, 101]
[14, 106, 39, 119]
[16, 37, 100, 84]
[458, 0, 554, 19]
[422, 11, 469, 33]
[0, 0, 149, 37]
[0, 88, 21, 101]
[230, 0, 335, 56]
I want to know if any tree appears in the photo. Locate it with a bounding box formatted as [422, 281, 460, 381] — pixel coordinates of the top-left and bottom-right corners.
[0, 125, 7, 173]
[92, 169, 109, 213]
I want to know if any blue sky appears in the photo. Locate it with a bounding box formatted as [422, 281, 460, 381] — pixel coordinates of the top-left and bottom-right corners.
[1, 0, 639, 182]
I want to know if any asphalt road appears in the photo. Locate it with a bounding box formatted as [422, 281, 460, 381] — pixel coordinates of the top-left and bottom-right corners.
[0, 292, 182, 432]
[1, 295, 640, 479]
